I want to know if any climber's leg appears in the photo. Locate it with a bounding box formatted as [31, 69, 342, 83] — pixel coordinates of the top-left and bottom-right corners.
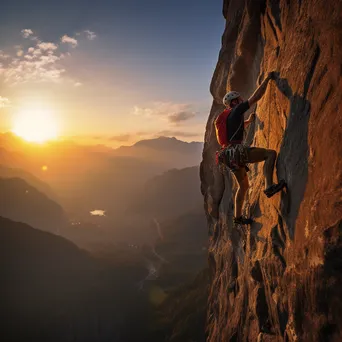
[208, 165, 225, 219]
[247, 147, 276, 189]
[232, 167, 249, 219]
[247, 147, 286, 198]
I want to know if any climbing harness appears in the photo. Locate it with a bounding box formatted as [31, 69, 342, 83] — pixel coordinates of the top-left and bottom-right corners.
[215, 105, 255, 171]
[216, 143, 249, 172]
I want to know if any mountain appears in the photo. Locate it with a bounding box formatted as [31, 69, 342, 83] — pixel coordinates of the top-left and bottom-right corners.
[203, 1, 342, 341]
[129, 166, 202, 221]
[109, 166, 204, 247]
[0, 134, 165, 218]
[0, 177, 67, 233]
[0, 164, 58, 201]
[0, 216, 157, 342]
[0, 147, 29, 168]
[0, 134, 199, 219]
[0, 135, 204, 249]
[153, 207, 208, 289]
[157, 206, 208, 254]
[0, 216, 112, 342]
[134, 136, 201, 153]
[151, 269, 208, 342]
[113, 137, 203, 169]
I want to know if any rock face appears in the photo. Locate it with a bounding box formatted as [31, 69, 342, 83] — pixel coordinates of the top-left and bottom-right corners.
[201, 1, 342, 341]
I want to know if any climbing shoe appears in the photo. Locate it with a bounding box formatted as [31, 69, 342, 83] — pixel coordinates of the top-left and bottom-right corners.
[264, 179, 286, 198]
[234, 216, 254, 226]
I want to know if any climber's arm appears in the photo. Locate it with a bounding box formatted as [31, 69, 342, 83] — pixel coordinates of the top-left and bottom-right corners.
[244, 113, 256, 127]
[248, 72, 275, 107]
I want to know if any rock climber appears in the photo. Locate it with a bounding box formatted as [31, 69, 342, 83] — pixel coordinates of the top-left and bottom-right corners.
[215, 71, 286, 226]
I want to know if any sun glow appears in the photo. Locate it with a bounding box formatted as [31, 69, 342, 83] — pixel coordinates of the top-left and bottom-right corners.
[12, 105, 59, 143]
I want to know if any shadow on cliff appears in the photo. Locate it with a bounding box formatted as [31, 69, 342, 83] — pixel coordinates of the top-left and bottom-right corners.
[244, 71, 312, 242]
[274, 71, 313, 241]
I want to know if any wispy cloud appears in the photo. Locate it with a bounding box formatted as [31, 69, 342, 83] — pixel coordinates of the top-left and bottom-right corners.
[74, 82, 82, 87]
[157, 130, 200, 138]
[0, 96, 10, 108]
[168, 111, 195, 123]
[133, 102, 197, 124]
[61, 35, 78, 47]
[84, 30, 97, 40]
[21, 29, 33, 38]
[109, 134, 131, 142]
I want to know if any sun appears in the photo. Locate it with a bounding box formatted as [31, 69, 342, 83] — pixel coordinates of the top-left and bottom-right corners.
[12, 105, 59, 143]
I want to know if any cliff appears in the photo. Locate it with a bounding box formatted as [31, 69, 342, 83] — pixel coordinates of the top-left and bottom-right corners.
[200, 1, 342, 341]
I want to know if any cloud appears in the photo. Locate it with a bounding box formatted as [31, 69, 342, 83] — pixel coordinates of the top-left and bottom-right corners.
[157, 130, 200, 138]
[37, 42, 58, 51]
[3, 52, 65, 85]
[2, 32, 64, 84]
[13, 46, 24, 57]
[0, 50, 10, 60]
[135, 131, 153, 136]
[1, 29, 94, 86]
[108, 134, 131, 142]
[133, 106, 154, 117]
[21, 29, 33, 38]
[61, 35, 78, 47]
[84, 30, 97, 40]
[133, 102, 197, 124]
[33, 48, 42, 56]
[168, 111, 195, 123]
[0, 96, 10, 108]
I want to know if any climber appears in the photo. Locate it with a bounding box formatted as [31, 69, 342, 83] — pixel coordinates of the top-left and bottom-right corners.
[215, 71, 286, 226]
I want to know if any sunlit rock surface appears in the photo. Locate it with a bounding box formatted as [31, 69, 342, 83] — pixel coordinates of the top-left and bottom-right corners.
[201, 1, 342, 340]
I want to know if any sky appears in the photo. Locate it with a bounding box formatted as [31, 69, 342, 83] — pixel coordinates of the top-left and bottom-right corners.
[0, 0, 224, 146]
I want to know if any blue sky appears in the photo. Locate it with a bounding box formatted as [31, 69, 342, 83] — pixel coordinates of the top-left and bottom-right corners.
[0, 0, 224, 145]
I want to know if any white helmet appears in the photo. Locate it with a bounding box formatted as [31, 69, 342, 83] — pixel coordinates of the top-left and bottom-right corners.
[223, 91, 240, 107]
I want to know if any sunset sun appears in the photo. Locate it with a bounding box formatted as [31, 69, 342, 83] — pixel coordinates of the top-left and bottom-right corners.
[12, 106, 59, 143]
